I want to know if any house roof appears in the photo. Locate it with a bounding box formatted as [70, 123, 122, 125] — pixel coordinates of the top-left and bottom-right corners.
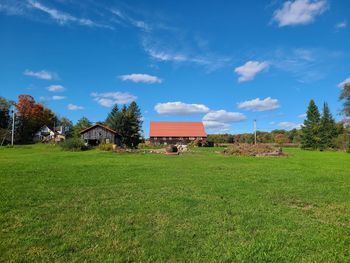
[80, 124, 117, 134]
[149, 122, 207, 137]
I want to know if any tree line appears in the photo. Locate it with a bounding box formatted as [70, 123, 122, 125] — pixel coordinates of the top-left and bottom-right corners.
[208, 83, 350, 151]
[0, 94, 143, 148]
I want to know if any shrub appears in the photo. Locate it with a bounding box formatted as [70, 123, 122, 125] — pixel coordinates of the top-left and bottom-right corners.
[333, 133, 350, 151]
[188, 139, 202, 148]
[60, 138, 88, 151]
[137, 143, 164, 149]
[98, 143, 115, 151]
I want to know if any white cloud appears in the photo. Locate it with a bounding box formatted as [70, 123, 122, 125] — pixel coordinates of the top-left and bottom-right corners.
[24, 69, 56, 80]
[338, 77, 350, 88]
[154, 102, 210, 115]
[47, 85, 65, 92]
[203, 121, 230, 130]
[119, 73, 162, 84]
[335, 21, 347, 29]
[52, 95, 66, 100]
[28, 0, 110, 28]
[237, 97, 280, 111]
[91, 91, 137, 107]
[273, 0, 328, 27]
[278, 122, 302, 130]
[202, 110, 246, 123]
[234, 61, 269, 82]
[202, 110, 246, 133]
[298, 113, 307, 118]
[67, 103, 83, 110]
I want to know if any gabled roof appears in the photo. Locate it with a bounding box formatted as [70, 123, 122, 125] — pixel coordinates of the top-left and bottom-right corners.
[80, 124, 117, 134]
[149, 122, 207, 137]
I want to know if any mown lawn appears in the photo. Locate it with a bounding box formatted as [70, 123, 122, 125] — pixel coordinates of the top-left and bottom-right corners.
[0, 145, 350, 262]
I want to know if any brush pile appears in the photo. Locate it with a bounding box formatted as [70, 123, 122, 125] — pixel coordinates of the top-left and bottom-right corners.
[222, 143, 286, 157]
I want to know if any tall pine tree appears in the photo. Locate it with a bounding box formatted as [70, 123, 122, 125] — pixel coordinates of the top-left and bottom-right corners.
[319, 102, 337, 149]
[105, 104, 119, 127]
[301, 99, 321, 149]
[105, 102, 142, 148]
[340, 83, 350, 117]
[126, 101, 142, 147]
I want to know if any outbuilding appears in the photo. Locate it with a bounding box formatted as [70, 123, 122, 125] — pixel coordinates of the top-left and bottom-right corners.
[80, 124, 121, 146]
[149, 121, 207, 145]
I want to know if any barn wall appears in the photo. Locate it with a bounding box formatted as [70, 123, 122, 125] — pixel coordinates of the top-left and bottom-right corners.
[81, 126, 116, 144]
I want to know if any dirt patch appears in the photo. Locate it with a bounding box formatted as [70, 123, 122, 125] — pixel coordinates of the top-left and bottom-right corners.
[222, 143, 287, 157]
[288, 199, 314, 211]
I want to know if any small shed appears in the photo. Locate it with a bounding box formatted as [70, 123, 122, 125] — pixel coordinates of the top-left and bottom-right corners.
[80, 124, 121, 146]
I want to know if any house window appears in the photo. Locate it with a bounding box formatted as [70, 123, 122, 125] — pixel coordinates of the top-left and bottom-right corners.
[169, 137, 172, 140]
[106, 139, 110, 144]
[189, 137, 195, 140]
[154, 137, 157, 140]
[163, 137, 166, 140]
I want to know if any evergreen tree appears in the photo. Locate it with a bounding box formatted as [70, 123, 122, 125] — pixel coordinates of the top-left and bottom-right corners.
[340, 83, 350, 117]
[126, 101, 142, 148]
[105, 102, 143, 148]
[301, 99, 321, 149]
[105, 104, 120, 129]
[320, 102, 337, 149]
[72, 117, 92, 138]
[0, 96, 11, 129]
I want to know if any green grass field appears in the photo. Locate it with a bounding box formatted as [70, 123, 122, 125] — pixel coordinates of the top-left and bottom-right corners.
[1, 145, 350, 262]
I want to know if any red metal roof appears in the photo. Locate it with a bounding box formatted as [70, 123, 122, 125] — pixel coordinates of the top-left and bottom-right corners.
[149, 122, 207, 137]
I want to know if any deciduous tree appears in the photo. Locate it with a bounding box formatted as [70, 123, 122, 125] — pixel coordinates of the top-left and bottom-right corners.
[73, 117, 92, 138]
[15, 95, 56, 143]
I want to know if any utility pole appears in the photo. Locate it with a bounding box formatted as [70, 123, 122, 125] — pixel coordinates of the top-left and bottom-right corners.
[11, 110, 15, 146]
[253, 119, 257, 145]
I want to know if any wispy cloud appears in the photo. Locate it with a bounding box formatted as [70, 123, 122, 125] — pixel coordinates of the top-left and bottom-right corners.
[273, 0, 328, 27]
[335, 21, 347, 29]
[67, 103, 84, 110]
[237, 97, 280, 111]
[5, 0, 113, 29]
[270, 47, 342, 83]
[154, 102, 209, 115]
[143, 43, 231, 72]
[47, 85, 65, 92]
[52, 95, 66, 100]
[278, 121, 302, 130]
[24, 69, 57, 80]
[119, 73, 162, 84]
[234, 61, 269, 82]
[111, 8, 151, 32]
[0, 1, 26, 15]
[91, 91, 137, 107]
[338, 77, 350, 88]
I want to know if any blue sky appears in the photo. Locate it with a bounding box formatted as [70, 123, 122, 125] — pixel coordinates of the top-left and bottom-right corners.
[0, 0, 349, 136]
